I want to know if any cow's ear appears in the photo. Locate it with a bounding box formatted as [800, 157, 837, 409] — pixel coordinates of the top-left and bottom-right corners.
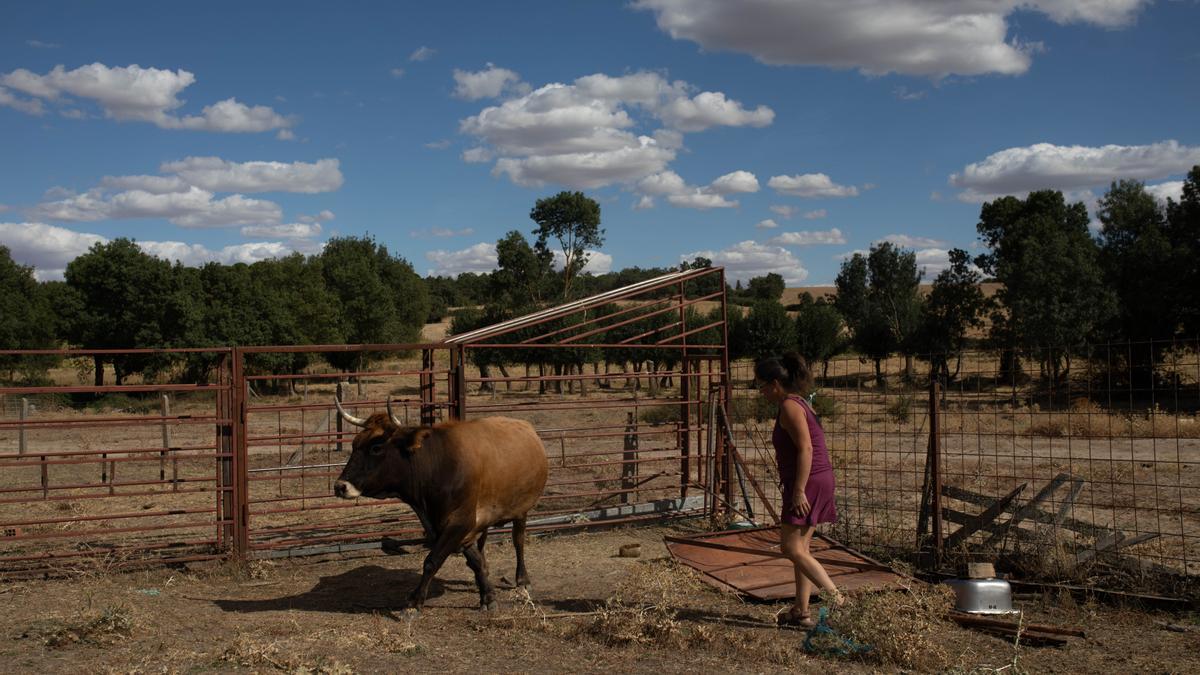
[408, 428, 433, 451]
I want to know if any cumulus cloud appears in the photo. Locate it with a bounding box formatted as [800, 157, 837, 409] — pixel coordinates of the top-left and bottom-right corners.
[425, 242, 498, 276]
[297, 210, 335, 224]
[453, 64, 530, 100]
[878, 234, 947, 249]
[768, 173, 860, 198]
[635, 169, 755, 210]
[682, 240, 808, 286]
[769, 228, 846, 246]
[635, 0, 1149, 78]
[804, 209, 828, 220]
[769, 205, 797, 219]
[0, 221, 310, 280]
[99, 174, 189, 194]
[29, 186, 283, 228]
[0, 63, 293, 133]
[950, 141, 1200, 202]
[552, 249, 613, 274]
[755, 219, 779, 230]
[158, 157, 343, 193]
[0, 86, 46, 115]
[0, 222, 105, 280]
[1146, 181, 1184, 204]
[459, 71, 772, 190]
[27, 40, 61, 49]
[390, 67, 405, 78]
[240, 223, 322, 239]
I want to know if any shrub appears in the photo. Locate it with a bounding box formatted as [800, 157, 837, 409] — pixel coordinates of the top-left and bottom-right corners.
[884, 393, 915, 423]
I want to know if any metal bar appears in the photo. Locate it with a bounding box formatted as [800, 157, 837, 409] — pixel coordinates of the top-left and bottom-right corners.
[930, 377, 943, 563]
[18, 397, 28, 455]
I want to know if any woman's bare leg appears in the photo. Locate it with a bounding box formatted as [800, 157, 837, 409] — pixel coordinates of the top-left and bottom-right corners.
[782, 524, 841, 615]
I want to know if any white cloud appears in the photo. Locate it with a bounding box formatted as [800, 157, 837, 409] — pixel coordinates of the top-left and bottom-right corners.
[708, 170, 759, 195]
[1146, 181, 1184, 204]
[552, 249, 613, 274]
[390, 67, 405, 78]
[666, 192, 737, 209]
[0, 63, 293, 133]
[770, 228, 846, 247]
[424, 139, 452, 150]
[914, 248, 953, 277]
[804, 209, 827, 220]
[276, 128, 295, 141]
[1, 221, 310, 280]
[409, 46, 436, 62]
[768, 173, 860, 198]
[0, 222, 105, 280]
[425, 242, 498, 276]
[755, 219, 779, 230]
[30, 186, 283, 228]
[635, 0, 1148, 78]
[297, 209, 335, 223]
[240, 223, 322, 239]
[459, 71, 771, 190]
[26, 40, 61, 49]
[411, 226, 476, 238]
[158, 157, 343, 193]
[769, 205, 797, 219]
[99, 174, 189, 194]
[462, 147, 493, 163]
[452, 64, 530, 100]
[633, 195, 655, 210]
[0, 86, 46, 115]
[950, 141, 1200, 202]
[682, 240, 808, 286]
[878, 234, 947, 249]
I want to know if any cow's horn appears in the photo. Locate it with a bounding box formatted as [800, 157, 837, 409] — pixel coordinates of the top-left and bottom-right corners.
[334, 396, 367, 428]
[386, 397, 404, 427]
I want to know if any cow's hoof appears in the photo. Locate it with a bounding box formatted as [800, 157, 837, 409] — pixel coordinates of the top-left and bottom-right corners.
[480, 599, 498, 612]
[516, 576, 531, 589]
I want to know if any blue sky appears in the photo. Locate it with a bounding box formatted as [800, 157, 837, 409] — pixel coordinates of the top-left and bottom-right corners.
[2, 1, 1198, 285]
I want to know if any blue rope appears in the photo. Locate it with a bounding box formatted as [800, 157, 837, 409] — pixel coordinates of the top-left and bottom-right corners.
[802, 607, 874, 656]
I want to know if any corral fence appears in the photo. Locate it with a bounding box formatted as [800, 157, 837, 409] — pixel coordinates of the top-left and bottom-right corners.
[728, 339, 1200, 599]
[0, 268, 740, 577]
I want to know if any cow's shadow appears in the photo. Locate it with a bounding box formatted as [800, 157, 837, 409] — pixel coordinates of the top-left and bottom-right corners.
[211, 565, 473, 615]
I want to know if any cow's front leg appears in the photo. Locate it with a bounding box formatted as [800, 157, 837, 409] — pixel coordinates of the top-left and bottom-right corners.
[406, 526, 467, 610]
[461, 530, 496, 611]
[512, 516, 532, 588]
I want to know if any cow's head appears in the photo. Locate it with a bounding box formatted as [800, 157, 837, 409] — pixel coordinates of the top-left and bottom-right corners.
[332, 397, 429, 499]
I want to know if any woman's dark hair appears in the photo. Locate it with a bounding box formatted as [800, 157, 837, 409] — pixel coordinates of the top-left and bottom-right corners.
[754, 352, 814, 395]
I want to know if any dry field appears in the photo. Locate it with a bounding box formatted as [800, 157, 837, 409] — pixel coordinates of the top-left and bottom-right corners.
[1, 523, 1197, 674]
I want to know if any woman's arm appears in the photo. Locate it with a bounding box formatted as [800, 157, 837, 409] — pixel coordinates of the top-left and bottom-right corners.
[780, 398, 813, 514]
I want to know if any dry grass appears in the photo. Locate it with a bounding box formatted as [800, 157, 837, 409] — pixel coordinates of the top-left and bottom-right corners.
[18, 604, 134, 649]
[826, 584, 958, 671]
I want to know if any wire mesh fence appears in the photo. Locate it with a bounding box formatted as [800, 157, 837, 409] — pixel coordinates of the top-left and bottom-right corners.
[728, 339, 1200, 596]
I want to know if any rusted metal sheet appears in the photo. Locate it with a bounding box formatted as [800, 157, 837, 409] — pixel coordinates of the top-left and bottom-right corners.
[665, 526, 909, 600]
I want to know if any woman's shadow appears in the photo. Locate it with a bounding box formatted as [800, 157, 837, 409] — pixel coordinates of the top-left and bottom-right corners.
[211, 565, 472, 616]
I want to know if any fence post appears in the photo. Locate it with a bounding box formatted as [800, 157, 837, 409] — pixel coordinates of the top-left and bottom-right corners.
[160, 394, 174, 489]
[335, 381, 345, 454]
[18, 397, 27, 455]
[930, 376, 943, 564]
[622, 411, 639, 504]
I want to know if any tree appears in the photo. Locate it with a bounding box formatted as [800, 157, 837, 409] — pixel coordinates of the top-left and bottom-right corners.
[747, 273, 786, 302]
[320, 236, 429, 373]
[0, 247, 58, 381]
[490, 230, 554, 309]
[64, 239, 199, 385]
[914, 249, 987, 381]
[976, 190, 1114, 383]
[731, 300, 795, 361]
[835, 243, 923, 385]
[530, 191, 604, 299]
[1165, 166, 1200, 337]
[793, 293, 846, 378]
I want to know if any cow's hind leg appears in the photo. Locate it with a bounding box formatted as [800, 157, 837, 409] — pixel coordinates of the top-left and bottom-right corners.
[512, 516, 532, 588]
[407, 527, 466, 610]
[461, 530, 496, 611]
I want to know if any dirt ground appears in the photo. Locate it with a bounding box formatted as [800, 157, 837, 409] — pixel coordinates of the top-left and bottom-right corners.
[0, 522, 1196, 674]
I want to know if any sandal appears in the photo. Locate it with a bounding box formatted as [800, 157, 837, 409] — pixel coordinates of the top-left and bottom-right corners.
[777, 607, 817, 629]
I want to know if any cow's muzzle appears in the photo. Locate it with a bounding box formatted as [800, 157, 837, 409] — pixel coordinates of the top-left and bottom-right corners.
[333, 480, 361, 499]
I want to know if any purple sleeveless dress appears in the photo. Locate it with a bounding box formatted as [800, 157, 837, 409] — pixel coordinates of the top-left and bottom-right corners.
[773, 394, 837, 526]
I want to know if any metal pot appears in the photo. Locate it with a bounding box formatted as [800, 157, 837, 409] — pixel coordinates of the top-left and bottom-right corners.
[944, 578, 1015, 615]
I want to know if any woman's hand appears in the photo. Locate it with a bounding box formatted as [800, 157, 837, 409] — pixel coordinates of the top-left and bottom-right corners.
[792, 492, 811, 517]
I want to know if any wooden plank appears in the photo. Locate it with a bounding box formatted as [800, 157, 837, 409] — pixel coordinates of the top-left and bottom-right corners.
[1075, 532, 1159, 565]
[943, 483, 1026, 551]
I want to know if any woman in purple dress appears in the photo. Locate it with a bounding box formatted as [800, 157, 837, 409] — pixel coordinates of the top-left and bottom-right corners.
[754, 353, 843, 628]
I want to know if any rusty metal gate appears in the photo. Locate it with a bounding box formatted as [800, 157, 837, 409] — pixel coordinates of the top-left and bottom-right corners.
[0, 267, 740, 576]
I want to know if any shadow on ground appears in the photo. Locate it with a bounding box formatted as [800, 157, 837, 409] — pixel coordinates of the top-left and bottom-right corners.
[211, 565, 474, 615]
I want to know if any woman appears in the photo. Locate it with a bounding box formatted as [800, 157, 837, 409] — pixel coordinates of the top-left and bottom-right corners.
[754, 353, 843, 628]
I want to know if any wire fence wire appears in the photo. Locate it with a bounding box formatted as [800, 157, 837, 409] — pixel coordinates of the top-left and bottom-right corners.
[728, 339, 1200, 596]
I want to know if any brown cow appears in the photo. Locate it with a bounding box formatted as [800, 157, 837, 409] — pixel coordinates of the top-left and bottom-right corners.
[332, 397, 548, 611]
